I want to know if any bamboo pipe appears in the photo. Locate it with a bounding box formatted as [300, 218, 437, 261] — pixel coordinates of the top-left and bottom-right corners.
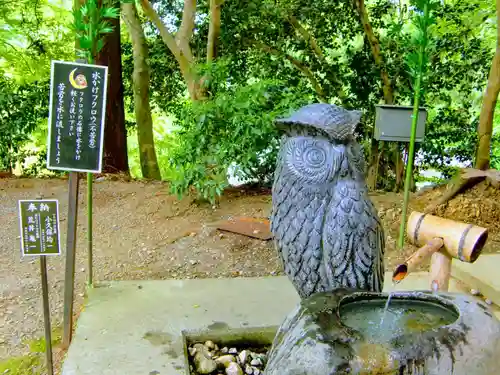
[430, 250, 452, 292]
[406, 211, 488, 263]
[393, 238, 444, 282]
[392, 211, 489, 290]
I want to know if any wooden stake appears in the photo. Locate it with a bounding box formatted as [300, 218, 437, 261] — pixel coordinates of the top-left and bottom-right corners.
[63, 172, 80, 348]
[430, 250, 452, 292]
[40, 256, 54, 375]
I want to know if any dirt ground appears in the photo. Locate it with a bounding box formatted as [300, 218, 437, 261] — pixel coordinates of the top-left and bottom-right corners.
[1, 177, 499, 366]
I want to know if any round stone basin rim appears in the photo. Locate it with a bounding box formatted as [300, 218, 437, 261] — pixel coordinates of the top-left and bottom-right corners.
[338, 291, 460, 330]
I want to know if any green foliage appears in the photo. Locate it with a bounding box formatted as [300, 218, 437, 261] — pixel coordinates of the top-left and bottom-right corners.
[491, 135, 500, 170]
[365, 0, 494, 177]
[167, 62, 312, 203]
[130, 0, 497, 196]
[73, 0, 119, 62]
[405, 0, 437, 82]
[121, 37, 185, 114]
[414, 172, 446, 185]
[418, 0, 494, 170]
[0, 0, 71, 173]
[0, 76, 49, 171]
[0, 0, 498, 193]
[0, 0, 74, 82]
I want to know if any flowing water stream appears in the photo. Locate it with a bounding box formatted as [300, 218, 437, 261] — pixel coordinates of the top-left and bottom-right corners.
[379, 280, 440, 328]
[340, 297, 458, 343]
[379, 291, 394, 328]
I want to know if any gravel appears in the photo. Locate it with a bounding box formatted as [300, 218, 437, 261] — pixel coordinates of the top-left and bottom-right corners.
[188, 340, 268, 375]
[0, 177, 280, 363]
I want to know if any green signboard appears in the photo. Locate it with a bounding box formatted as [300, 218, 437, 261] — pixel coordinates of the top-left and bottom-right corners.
[46, 60, 108, 173]
[18, 200, 61, 256]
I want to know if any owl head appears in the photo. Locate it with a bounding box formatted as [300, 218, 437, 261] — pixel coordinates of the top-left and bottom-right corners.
[274, 103, 365, 185]
[275, 103, 362, 141]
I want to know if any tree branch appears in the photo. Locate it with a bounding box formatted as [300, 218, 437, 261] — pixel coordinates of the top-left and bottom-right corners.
[288, 15, 325, 62]
[286, 15, 346, 101]
[176, 0, 196, 62]
[1, 41, 35, 75]
[353, 0, 395, 191]
[255, 41, 326, 101]
[139, 0, 198, 100]
[139, 0, 182, 60]
[352, 0, 394, 104]
[206, 0, 222, 63]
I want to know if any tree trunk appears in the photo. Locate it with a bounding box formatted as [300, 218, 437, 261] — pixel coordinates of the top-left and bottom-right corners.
[96, 2, 129, 173]
[353, 0, 395, 191]
[394, 144, 404, 192]
[475, 0, 500, 170]
[122, 2, 161, 180]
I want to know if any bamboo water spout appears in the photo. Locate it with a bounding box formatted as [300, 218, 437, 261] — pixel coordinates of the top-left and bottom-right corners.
[392, 211, 488, 291]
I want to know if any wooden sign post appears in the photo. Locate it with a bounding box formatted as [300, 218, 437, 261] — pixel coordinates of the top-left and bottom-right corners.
[46, 60, 108, 348]
[18, 199, 61, 375]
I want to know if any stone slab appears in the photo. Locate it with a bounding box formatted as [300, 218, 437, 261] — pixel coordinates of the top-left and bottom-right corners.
[451, 254, 500, 306]
[61, 272, 473, 375]
[61, 277, 299, 375]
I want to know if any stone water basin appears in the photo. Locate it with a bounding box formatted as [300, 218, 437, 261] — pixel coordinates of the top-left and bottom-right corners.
[340, 294, 459, 344]
[265, 289, 500, 375]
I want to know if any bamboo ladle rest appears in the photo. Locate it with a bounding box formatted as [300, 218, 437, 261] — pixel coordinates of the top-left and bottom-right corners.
[392, 211, 488, 291]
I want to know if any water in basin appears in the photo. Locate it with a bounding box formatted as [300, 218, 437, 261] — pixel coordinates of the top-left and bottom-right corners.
[340, 298, 458, 343]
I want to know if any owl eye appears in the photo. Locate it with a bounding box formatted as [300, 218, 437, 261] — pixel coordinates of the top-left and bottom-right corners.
[283, 137, 336, 183]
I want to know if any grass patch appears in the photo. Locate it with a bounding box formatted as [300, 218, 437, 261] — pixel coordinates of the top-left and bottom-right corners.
[27, 326, 63, 354]
[0, 326, 63, 375]
[0, 355, 41, 374]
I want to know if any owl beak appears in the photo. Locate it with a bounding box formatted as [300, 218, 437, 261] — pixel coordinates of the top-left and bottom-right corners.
[350, 110, 362, 124]
[348, 110, 362, 136]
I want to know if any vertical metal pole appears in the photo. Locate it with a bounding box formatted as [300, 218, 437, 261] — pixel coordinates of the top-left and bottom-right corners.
[40, 256, 54, 375]
[63, 171, 80, 348]
[87, 173, 93, 287]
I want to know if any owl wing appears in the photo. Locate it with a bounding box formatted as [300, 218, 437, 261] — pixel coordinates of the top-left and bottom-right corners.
[323, 180, 385, 292]
[271, 176, 328, 298]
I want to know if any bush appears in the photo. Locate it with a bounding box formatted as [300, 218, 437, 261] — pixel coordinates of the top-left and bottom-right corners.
[0, 77, 49, 171]
[167, 79, 312, 203]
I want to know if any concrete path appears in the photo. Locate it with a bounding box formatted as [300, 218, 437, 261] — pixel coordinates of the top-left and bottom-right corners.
[61, 277, 298, 375]
[60, 272, 493, 375]
[452, 254, 500, 306]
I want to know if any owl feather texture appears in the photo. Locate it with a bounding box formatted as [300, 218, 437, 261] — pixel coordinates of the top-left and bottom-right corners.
[271, 103, 385, 299]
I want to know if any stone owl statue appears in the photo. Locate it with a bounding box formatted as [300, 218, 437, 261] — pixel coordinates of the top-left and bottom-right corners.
[270, 103, 385, 299]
